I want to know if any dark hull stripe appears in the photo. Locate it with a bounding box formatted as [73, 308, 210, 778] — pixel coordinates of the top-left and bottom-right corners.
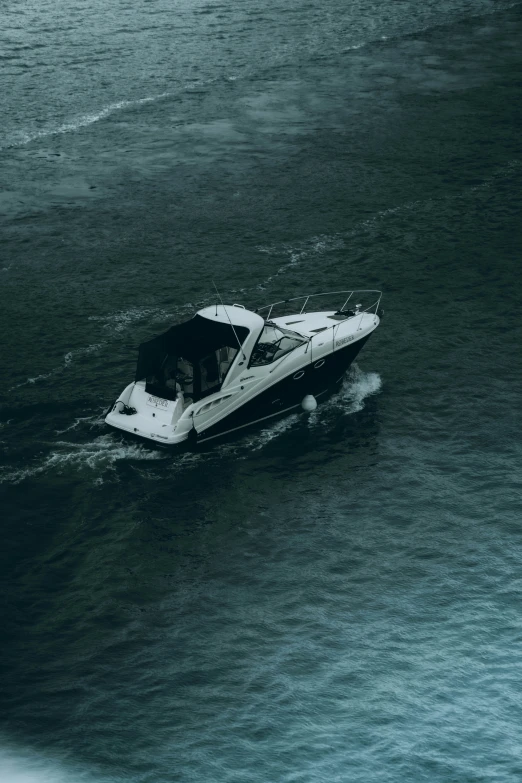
[196, 334, 371, 441]
[198, 388, 331, 443]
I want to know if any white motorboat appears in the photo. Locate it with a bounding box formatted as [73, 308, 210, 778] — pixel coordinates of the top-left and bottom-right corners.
[105, 290, 383, 447]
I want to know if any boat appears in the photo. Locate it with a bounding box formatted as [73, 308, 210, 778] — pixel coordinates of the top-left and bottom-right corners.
[105, 290, 383, 447]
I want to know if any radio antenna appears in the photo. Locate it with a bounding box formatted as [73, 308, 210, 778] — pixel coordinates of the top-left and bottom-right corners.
[212, 280, 246, 360]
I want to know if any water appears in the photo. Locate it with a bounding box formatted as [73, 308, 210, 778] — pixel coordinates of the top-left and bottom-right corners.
[1, 0, 522, 780]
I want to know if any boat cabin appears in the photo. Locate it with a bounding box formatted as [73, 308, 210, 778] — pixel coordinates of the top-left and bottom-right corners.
[135, 305, 264, 403]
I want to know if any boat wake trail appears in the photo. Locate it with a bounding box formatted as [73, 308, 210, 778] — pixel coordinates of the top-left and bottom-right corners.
[2, 368, 381, 486]
[255, 234, 345, 289]
[0, 434, 167, 486]
[8, 304, 204, 392]
[254, 158, 522, 293]
[63, 342, 105, 366]
[87, 302, 202, 334]
[9, 371, 55, 390]
[242, 413, 301, 450]
[1, 92, 173, 150]
[9, 343, 106, 390]
[54, 411, 106, 435]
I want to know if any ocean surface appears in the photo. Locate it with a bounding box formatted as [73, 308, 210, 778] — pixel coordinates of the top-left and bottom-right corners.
[1, 0, 522, 780]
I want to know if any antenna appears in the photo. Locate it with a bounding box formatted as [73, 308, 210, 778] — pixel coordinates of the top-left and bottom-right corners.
[212, 281, 247, 360]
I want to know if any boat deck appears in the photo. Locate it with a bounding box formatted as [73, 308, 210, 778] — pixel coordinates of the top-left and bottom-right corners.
[271, 310, 373, 338]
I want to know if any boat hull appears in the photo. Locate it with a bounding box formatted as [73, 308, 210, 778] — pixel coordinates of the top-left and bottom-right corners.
[105, 292, 382, 449]
[105, 334, 371, 448]
[196, 333, 371, 443]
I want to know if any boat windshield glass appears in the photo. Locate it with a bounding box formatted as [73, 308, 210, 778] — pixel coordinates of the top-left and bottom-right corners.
[250, 323, 306, 367]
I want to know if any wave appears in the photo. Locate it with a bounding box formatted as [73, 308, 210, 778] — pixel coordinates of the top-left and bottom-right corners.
[337, 366, 382, 412]
[7, 305, 197, 393]
[54, 411, 106, 435]
[8, 343, 106, 391]
[240, 412, 301, 451]
[340, 0, 521, 57]
[255, 234, 345, 289]
[469, 158, 522, 193]
[1, 91, 172, 150]
[86, 300, 212, 334]
[87, 306, 177, 333]
[9, 372, 55, 390]
[1, 74, 225, 151]
[307, 366, 382, 427]
[255, 157, 522, 286]
[0, 434, 167, 486]
[63, 343, 105, 366]
[353, 157, 522, 239]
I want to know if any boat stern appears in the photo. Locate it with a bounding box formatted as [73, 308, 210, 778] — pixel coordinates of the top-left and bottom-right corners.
[105, 381, 193, 447]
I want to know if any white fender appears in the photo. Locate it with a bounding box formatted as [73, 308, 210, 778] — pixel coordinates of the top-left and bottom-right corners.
[301, 394, 317, 412]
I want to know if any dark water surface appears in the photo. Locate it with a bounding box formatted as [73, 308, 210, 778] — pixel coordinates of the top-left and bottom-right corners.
[1, 0, 522, 780]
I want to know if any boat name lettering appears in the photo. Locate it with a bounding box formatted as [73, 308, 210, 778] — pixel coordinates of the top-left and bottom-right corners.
[146, 395, 170, 409]
[240, 375, 254, 381]
[336, 335, 355, 347]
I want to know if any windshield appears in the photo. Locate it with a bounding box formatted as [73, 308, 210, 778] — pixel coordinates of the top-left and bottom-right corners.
[250, 323, 306, 367]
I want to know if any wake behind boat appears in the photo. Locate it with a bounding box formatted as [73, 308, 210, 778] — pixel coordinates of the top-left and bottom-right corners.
[105, 290, 383, 447]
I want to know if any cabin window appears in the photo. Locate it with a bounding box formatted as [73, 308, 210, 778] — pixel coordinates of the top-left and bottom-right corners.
[250, 324, 306, 367]
[217, 345, 238, 382]
[199, 352, 220, 395]
[199, 346, 238, 397]
[146, 355, 193, 401]
[146, 346, 239, 402]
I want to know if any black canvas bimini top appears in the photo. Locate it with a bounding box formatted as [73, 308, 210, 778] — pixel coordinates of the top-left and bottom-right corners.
[135, 315, 249, 381]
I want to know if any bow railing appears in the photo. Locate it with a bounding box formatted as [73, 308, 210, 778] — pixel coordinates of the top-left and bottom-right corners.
[256, 290, 382, 321]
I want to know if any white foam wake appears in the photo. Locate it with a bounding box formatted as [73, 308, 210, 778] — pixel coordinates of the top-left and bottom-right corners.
[338, 366, 382, 412]
[469, 158, 522, 192]
[9, 343, 106, 390]
[63, 343, 105, 366]
[308, 366, 382, 426]
[54, 411, 106, 435]
[2, 92, 172, 150]
[241, 413, 301, 450]
[10, 372, 55, 390]
[255, 233, 345, 289]
[0, 434, 166, 485]
[8, 304, 198, 392]
[87, 303, 199, 333]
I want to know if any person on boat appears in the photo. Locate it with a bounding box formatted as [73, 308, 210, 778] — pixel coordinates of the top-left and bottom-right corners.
[165, 367, 182, 400]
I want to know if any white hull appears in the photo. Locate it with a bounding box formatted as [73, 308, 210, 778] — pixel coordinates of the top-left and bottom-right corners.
[105, 292, 382, 447]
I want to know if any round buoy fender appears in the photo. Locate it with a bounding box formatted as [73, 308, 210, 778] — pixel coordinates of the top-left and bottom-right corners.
[301, 394, 317, 412]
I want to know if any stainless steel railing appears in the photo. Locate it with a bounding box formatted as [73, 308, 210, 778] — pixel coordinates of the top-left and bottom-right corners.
[256, 290, 382, 321]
